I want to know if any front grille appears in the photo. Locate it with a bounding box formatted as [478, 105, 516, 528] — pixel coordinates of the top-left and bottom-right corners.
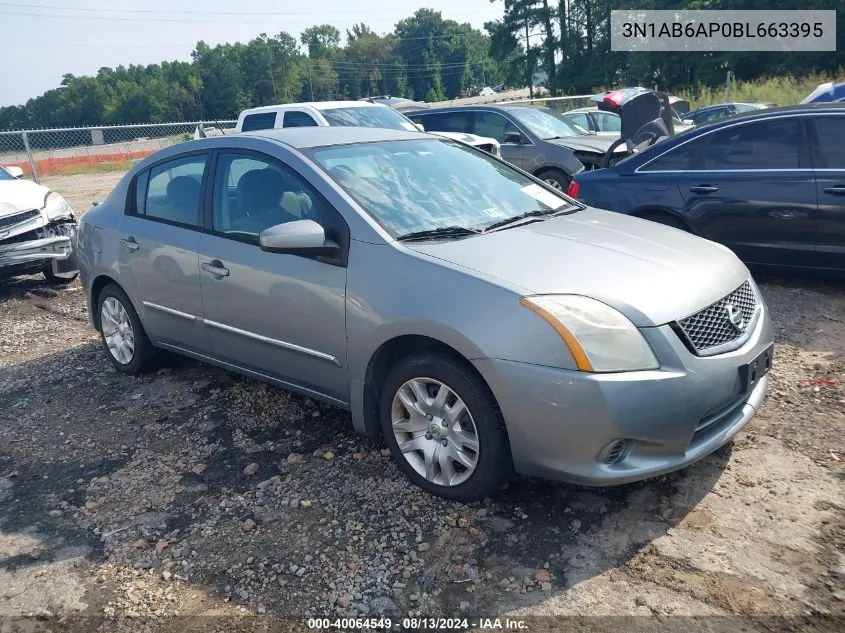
[676, 280, 758, 355]
[0, 209, 40, 232]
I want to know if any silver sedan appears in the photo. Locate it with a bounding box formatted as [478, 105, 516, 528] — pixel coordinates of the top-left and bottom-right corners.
[78, 127, 773, 500]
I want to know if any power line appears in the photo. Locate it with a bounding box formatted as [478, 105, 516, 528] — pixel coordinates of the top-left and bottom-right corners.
[0, 1, 483, 17]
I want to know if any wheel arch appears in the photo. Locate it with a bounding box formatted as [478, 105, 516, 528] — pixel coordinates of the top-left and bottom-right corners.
[630, 206, 697, 234]
[354, 332, 500, 438]
[89, 274, 123, 329]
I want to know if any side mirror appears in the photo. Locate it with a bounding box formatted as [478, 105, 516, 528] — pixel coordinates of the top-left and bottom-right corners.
[259, 219, 339, 256]
[6, 166, 24, 179]
[414, 123, 425, 132]
[91, 200, 103, 207]
[503, 131, 523, 145]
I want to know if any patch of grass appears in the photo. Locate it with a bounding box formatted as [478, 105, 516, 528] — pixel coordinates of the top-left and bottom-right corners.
[51, 160, 139, 177]
[678, 72, 837, 109]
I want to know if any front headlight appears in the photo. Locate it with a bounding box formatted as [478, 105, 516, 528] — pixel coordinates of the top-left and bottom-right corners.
[519, 295, 659, 372]
[43, 192, 73, 220]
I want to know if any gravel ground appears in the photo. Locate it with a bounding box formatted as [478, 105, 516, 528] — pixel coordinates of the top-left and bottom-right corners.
[41, 172, 125, 216]
[0, 172, 843, 632]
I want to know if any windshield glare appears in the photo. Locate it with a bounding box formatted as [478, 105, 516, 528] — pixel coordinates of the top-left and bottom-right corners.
[510, 107, 585, 139]
[310, 139, 574, 238]
[0, 167, 12, 180]
[321, 106, 418, 132]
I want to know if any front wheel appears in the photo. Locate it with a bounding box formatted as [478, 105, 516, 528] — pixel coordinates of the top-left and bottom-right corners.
[535, 168, 571, 192]
[380, 352, 513, 501]
[42, 263, 78, 284]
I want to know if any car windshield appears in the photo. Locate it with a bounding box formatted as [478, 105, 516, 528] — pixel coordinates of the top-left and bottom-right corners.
[321, 106, 418, 132]
[509, 107, 586, 139]
[309, 138, 576, 238]
[0, 166, 12, 180]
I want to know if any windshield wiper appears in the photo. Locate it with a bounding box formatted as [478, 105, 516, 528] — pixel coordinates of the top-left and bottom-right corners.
[483, 206, 573, 232]
[396, 226, 481, 242]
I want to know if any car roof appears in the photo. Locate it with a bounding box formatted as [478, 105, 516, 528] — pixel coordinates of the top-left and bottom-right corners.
[241, 125, 436, 149]
[240, 101, 386, 116]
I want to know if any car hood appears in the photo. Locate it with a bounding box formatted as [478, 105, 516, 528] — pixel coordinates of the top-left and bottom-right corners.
[547, 135, 624, 154]
[406, 208, 749, 327]
[0, 180, 50, 217]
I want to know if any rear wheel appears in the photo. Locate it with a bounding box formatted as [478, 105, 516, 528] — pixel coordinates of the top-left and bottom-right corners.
[535, 168, 571, 192]
[380, 352, 512, 501]
[96, 283, 155, 374]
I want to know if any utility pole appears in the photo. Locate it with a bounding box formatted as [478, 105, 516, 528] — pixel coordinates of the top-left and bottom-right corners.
[525, 20, 533, 99]
[308, 62, 315, 101]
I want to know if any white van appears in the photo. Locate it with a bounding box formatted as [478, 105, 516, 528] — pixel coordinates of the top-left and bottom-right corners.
[233, 101, 500, 157]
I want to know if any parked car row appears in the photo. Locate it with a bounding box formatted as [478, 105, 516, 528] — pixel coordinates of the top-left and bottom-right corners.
[571, 104, 845, 274]
[77, 125, 775, 501]
[7, 84, 842, 503]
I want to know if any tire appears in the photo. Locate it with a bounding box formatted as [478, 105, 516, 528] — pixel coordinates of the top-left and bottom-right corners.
[535, 168, 571, 193]
[638, 211, 690, 232]
[379, 351, 513, 501]
[96, 283, 155, 374]
[42, 264, 78, 284]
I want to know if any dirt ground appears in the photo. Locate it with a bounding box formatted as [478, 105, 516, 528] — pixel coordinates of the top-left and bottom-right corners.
[0, 173, 843, 632]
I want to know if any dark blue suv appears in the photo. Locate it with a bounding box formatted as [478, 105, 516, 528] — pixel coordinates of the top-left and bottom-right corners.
[570, 104, 845, 274]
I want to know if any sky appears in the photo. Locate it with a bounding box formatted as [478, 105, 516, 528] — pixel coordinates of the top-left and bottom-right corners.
[0, 1, 506, 107]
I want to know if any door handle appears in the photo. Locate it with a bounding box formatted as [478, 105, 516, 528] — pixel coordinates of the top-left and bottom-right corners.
[120, 237, 139, 251]
[201, 260, 229, 277]
[689, 185, 719, 194]
[823, 186, 845, 196]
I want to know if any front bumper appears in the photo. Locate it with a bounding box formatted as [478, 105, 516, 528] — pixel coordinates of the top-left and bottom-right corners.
[474, 306, 773, 485]
[0, 224, 78, 272]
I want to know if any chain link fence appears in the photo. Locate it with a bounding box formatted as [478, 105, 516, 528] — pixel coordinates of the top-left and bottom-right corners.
[489, 95, 597, 114]
[0, 121, 236, 183]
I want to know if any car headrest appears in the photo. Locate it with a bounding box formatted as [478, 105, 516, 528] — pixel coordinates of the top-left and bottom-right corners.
[166, 176, 201, 209]
[237, 168, 287, 213]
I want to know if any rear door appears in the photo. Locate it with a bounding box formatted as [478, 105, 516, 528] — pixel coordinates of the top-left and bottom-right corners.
[676, 116, 820, 268]
[471, 111, 526, 169]
[808, 113, 845, 271]
[117, 152, 210, 352]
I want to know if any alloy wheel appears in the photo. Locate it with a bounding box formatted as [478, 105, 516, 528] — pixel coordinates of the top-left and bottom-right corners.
[100, 297, 135, 364]
[390, 377, 480, 486]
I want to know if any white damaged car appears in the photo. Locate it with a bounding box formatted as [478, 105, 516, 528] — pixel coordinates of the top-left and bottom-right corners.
[0, 165, 78, 282]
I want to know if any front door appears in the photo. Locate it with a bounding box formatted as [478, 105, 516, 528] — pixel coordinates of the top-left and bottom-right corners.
[677, 117, 819, 268]
[117, 152, 210, 352]
[198, 151, 349, 402]
[809, 114, 845, 271]
[472, 111, 526, 169]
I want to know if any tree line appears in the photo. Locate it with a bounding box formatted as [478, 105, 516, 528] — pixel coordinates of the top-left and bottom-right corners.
[1, 2, 843, 131]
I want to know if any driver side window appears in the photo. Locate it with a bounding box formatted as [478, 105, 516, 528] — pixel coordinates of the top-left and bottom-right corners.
[212, 153, 322, 241]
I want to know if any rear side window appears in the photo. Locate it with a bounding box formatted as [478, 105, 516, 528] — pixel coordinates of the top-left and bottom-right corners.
[811, 116, 845, 169]
[414, 111, 472, 133]
[641, 137, 707, 171]
[283, 111, 318, 127]
[135, 154, 207, 226]
[703, 119, 799, 170]
[595, 112, 621, 132]
[241, 112, 277, 132]
[565, 112, 591, 130]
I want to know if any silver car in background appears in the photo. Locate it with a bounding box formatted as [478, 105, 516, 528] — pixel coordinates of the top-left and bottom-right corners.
[77, 127, 773, 500]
